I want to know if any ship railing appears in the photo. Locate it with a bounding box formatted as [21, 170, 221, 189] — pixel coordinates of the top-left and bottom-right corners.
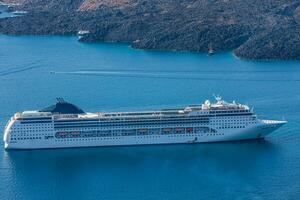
[16, 112, 53, 119]
[53, 114, 79, 119]
[13, 112, 22, 119]
[261, 119, 287, 124]
[261, 120, 276, 124]
[4, 117, 12, 130]
[261, 119, 286, 124]
[209, 106, 247, 110]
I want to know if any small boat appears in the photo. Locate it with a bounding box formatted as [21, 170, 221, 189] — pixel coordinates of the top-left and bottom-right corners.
[77, 30, 90, 39]
[207, 43, 215, 56]
[208, 49, 215, 56]
[12, 11, 27, 16]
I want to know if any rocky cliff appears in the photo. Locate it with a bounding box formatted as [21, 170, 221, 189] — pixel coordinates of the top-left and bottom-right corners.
[1, 0, 300, 60]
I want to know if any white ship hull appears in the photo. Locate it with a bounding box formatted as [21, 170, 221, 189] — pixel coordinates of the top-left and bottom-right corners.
[3, 97, 287, 150]
[4, 120, 286, 150]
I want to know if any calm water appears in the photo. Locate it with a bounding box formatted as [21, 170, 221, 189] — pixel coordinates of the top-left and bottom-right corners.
[0, 35, 300, 199]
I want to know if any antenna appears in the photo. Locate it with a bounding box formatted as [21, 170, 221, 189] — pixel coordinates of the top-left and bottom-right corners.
[56, 98, 66, 103]
[213, 94, 222, 102]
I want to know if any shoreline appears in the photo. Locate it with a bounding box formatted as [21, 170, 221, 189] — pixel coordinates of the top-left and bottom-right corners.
[1, 33, 300, 62]
[1, 0, 300, 61]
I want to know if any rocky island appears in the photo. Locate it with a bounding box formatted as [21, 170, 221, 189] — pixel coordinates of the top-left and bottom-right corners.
[0, 0, 300, 60]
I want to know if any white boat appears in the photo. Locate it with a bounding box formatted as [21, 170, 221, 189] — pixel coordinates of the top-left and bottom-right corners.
[3, 96, 287, 149]
[77, 30, 90, 39]
[12, 11, 27, 16]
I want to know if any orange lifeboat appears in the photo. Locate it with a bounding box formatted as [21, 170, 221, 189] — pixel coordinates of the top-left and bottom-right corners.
[186, 128, 193, 133]
[58, 132, 68, 136]
[163, 128, 172, 133]
[175, 128, 184, 132]
[138, 129, 147, 133]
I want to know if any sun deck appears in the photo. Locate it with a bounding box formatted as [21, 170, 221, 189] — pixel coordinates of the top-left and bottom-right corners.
[14, 96, 251, 121]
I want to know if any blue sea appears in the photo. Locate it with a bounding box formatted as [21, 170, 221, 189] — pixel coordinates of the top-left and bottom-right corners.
[0, 35, 300, 200]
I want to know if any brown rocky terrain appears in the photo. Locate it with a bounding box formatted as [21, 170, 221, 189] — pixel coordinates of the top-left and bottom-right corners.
[79, 0, 132, 10]
[1, 0, 300, 60]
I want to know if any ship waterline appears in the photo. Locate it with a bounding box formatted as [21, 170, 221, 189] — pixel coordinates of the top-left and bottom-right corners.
[3, 97, 286, 149]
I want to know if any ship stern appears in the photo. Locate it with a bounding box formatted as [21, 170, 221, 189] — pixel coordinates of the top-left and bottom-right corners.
[3, 117, 14, 149]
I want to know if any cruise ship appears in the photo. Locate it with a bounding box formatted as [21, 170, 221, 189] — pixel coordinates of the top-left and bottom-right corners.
[3, 97, 287, 149]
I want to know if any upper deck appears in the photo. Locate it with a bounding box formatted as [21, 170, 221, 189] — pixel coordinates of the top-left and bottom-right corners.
[13, 96, 252, 121]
